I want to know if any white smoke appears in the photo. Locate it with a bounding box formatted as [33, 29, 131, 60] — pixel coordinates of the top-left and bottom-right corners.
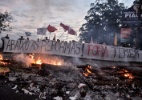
[14, 53, 32, 67]
[72, 57, 84, 65]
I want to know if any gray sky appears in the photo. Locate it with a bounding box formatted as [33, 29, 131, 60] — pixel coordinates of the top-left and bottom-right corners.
[0, 0, 134, 41]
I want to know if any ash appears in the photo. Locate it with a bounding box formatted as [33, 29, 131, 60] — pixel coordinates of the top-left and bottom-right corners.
[0, 62, 142, 100]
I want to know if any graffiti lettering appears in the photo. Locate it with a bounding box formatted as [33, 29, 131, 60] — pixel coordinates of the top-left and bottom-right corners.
[3, 39, 142, 62]
[114, 47, 139, 58]
[88, 44, 108, 57]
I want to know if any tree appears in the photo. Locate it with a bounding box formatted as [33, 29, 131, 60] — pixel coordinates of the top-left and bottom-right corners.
[79, 0, 125, 45]
[0, 11, 12, 34]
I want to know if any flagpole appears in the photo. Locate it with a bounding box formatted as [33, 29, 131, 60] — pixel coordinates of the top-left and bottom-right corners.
[54, 33, 56, 41]
[75, 37, 79, 41]
[49, 32, 51, 40]
[59, 33, 64, 39]
[66, 32, 69, 40]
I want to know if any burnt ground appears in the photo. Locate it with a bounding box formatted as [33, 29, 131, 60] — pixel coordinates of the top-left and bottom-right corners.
[0, 59, 142, 100]
[0, 80, 38, 100]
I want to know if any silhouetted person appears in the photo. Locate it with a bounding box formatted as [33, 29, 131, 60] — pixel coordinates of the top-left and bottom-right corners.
[18, 36, 25, 40]
[57, 39, 60, 42]
[45, 37, 48, 40]
[5, 34, 9, 39]
[53, 37, 56, 41]
[1, 34, 10, 50]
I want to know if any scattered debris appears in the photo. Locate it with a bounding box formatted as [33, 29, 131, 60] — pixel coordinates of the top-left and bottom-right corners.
[0, 67, 10, 75]
[0, 59, 142, 100]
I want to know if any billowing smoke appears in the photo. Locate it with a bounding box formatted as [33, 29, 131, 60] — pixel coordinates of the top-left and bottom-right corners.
[14, 53, 32, 67]
[71, 57, 85, 65]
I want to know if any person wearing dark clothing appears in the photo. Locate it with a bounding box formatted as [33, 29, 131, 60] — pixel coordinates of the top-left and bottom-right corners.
[18, 36, 25, 40]
[5, 34, 9, 39]
[1, 34, 10, 50]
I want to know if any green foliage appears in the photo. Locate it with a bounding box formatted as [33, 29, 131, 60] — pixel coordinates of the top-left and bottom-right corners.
[0, 11, 12, 34]
[79, 0, 125, 44]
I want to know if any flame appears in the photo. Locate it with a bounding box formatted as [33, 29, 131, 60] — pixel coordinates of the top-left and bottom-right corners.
[118, 69, 128, 74]
[118, 69, 134, 79]
[0, 67, 10, 74]
[29, 54, 63, 66]
[112, 66, 116, 68]
[0, 54, 9, 72]
[29, 54, 42, 65]
[57, 62, 61, 66]
[0, 62, 7, 65]
[83, 72, 90, 77]
[83, 65, 93, 77]
[48, 61, 62, 66]
[86, 68, 92, 74]
[35, 57, 42, 64]
[0, 54, 8, 65]
[124, 73, 134, 79]
[0, 54, 3, 60]
[87, 64, 92, 69]
[123, 69, 128, 73]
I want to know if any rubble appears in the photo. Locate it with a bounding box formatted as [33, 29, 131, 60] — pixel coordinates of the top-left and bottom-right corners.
[0, 60, 142, 100]
[0, 67, 10, 75]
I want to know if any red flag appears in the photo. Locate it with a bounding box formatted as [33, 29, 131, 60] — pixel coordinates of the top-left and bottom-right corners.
[68, 27, 77, 35]
[60, 23, 70, 32]
[47, 25, 57, 32]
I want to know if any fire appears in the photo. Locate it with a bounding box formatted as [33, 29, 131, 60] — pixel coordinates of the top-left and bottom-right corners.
[112, 66, 116, 69]
[0, 54, 3, 60]
[86, 68, 92, 74]
[51, 61, 62, 66]
[87, 64, 92, 69]
[29, 54, 42, 65]
[0, 54, 8, 65]
[83, 72, 90, 77]
[0, 61, 7, 65]
[118, 69, 134, 79]
[0, 67, 10, 75]
[123, 69, 128, 73]
[83, 65, 93, 77]
[124, 73, 134, 79]
[118, 69, 128, 74]
[57, 62, 61, 66]
[29, 54, 63, 66]
[35, 57, 42, 64]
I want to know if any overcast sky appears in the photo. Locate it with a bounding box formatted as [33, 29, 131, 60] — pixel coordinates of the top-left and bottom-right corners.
[0, 0, 134, 41]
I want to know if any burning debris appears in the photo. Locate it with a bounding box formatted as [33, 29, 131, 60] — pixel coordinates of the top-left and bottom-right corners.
[0, 67, 10, 75]
[77, 64, 93, 77]
[0, 54, 11, 65]
[0, 54, 142, 100]
[12, 53, 66, 69]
